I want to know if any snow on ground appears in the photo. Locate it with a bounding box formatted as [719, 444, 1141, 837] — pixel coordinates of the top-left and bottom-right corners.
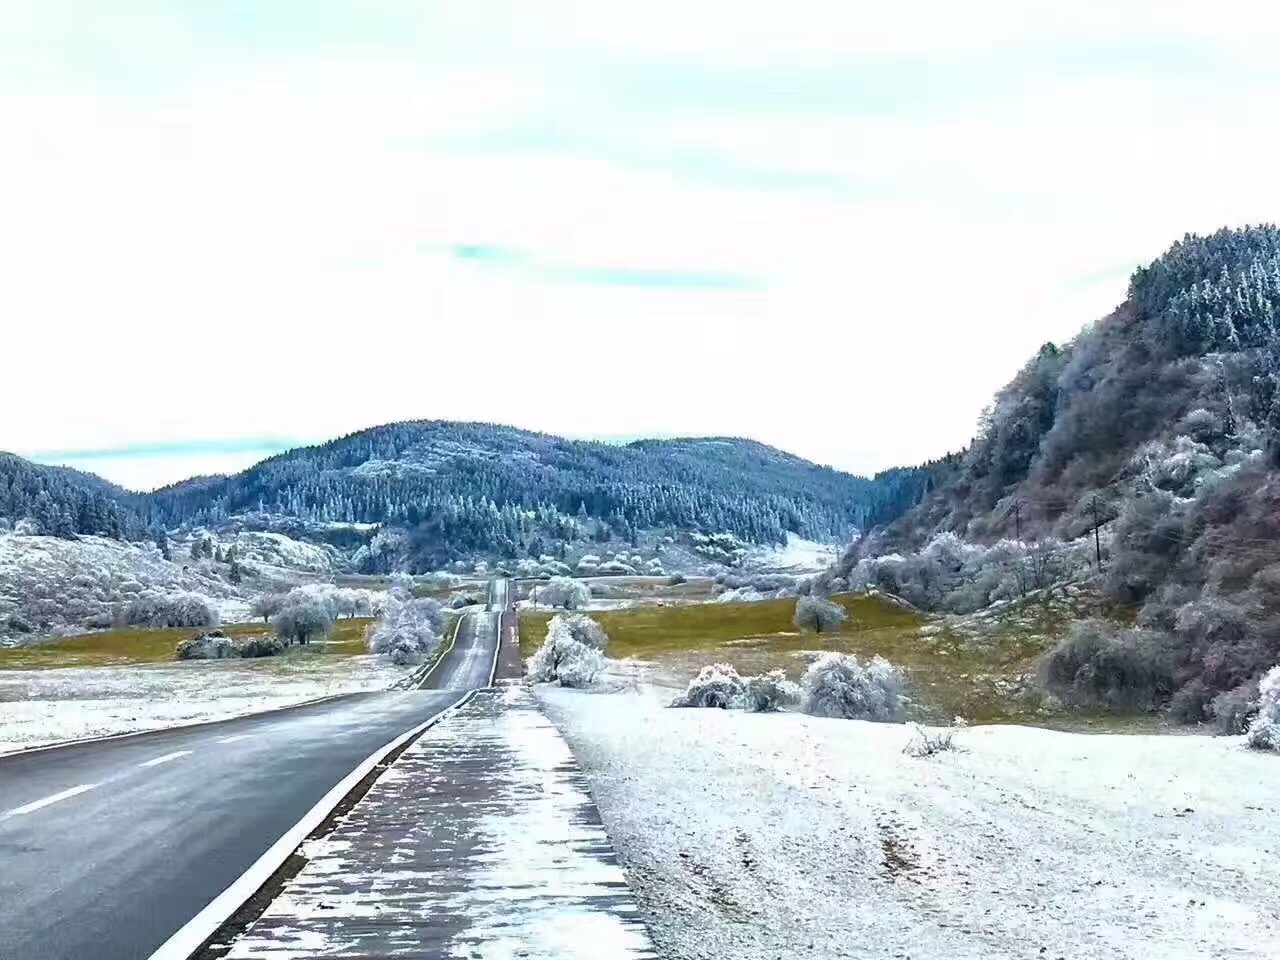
[220, 530, 336, 574]
[740, 533, 837, 574]
[536, 678, 1280, 960]
[0, 654, 411, 754]
[223, 686, 656, 959]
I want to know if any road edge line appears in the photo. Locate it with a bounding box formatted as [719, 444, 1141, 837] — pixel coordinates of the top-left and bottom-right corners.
[485, 580, 506, 687]
[413, 610, 464, 689]
[0, 692, 351, 761]
[144, 689, 476, 960]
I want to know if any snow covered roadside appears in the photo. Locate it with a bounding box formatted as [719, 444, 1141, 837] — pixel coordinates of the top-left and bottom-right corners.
[536, 682, 1280, 960]
[0, 654, 411, 754]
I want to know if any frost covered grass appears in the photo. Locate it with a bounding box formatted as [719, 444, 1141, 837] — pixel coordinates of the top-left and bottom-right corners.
[0, 641, 412, 753]
[0, 618, 374, 670]
[522, 592, 1131, 727]
[538, 684, 1280, 960]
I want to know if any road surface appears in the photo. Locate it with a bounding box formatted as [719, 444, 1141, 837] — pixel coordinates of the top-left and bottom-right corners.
[0, 581, 507, 960]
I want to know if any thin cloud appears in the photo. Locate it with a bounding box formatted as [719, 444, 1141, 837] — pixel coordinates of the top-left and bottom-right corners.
[449, 243, 760, 290]
[21, 437, 298, 462]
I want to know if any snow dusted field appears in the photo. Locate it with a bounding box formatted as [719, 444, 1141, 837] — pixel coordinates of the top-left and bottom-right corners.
[0, 654, 412, 754]
[536, 679, 1280, 960]
[740, 532, 837, 573]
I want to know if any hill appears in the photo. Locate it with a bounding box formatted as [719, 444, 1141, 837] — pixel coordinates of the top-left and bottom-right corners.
[0, 453, 146, 540]
[821, 225, 1280, 728]
[130, 422, 930, 570]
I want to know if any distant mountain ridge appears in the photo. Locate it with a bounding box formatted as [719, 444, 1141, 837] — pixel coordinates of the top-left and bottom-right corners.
[3, 422, 934, 569]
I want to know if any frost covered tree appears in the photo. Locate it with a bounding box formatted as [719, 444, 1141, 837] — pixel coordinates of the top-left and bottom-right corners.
[793, 596, 847, 634]
[537, 576, 590, 610]
[367, 597, 445, 665]
[800, 652, 906, 722]
[525, 614, 606, 687]
[558, 613, 608, 650]
[273, 595, 334, 645]
[388, 571, 416, 600]
[250, 592, 286, 624]
[671, 663, 746, 708]
[1246, 665, 1280, 751]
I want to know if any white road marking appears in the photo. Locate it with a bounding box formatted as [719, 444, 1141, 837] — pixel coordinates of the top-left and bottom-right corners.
[217, 735, 251, 744]
[140, 750, 193, 768]
[1, 783, 99, 819]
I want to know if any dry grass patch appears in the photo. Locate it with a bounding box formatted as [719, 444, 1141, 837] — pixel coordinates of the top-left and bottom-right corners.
[520, 592, 1157, 729]
[0, 618, 375, 670]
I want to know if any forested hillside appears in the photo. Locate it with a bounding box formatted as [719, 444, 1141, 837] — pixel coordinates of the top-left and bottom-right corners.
[130, 423, 928, 569]
[0, 454, 145, 539]
[825, 225, 1280, 728]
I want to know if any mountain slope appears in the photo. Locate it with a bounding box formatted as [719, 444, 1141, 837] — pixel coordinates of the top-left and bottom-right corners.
[825, 224, 1280, 726]
[131, 422, 927, 569]
[0, 453, 146, 539]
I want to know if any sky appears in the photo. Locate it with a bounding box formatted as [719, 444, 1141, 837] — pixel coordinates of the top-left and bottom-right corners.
[6, 2, 1280, 490]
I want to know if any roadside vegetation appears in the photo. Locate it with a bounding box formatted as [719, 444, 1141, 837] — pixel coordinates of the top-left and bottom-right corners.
[521, 591, 1146, 727]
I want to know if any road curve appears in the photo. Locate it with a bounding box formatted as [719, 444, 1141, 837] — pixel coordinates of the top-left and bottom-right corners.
[0, 583, 507, 960]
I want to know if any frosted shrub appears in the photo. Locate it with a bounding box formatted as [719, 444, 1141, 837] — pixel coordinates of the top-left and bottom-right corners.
[903, 718, 966, 757]
[793, 595, 847, 633]
[367, 597, 445, 665]
[742, 669, 800, 712]
[537, 576, 591, 610]
[671, 663, 746, 709]
[238, 635, 286, 658]
[1038, 620, 1173, 711]
[801, 652, 907, 722]
[1211, 679, 1260, 734]
[526, 615, 605, 687]
[176, 631, 241, 660]
[1246, 665, 1280, 751]
[447, 590, 482, 609]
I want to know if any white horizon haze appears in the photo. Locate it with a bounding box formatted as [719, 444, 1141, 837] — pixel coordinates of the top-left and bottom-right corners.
[6, 2, 1280, 489]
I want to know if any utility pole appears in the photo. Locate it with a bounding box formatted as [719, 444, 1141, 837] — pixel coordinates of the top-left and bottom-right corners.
[1013, 499, 1022, 541]
[1091, 496, 1103, 571]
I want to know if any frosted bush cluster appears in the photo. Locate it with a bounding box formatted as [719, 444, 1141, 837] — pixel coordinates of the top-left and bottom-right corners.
[671, 663, 746, 708]
[670, 664, 801, 712]
[742, 669, 801, 712]
[1247, 665, 1280, 752]
[176, 631, 286, 660]
[122, 592, 220, 629]
[712, 572, 800, 604]
[176, 632, 241, 660]
[800, 652, 907, 722]
[844, 532, 1092, 614]
[367, 596, 446, 665]
[526, 614, 607, 687]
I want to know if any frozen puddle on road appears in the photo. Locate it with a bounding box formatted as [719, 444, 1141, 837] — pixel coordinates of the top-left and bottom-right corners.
[222, 685, 657, 959]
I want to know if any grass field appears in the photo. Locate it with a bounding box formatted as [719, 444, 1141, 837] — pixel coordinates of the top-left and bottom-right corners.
[0, 618, 374, 670]
[520, 592, 1158, 729]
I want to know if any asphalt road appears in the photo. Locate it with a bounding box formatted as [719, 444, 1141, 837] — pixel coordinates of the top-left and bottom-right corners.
[0, 583, 507, 960]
